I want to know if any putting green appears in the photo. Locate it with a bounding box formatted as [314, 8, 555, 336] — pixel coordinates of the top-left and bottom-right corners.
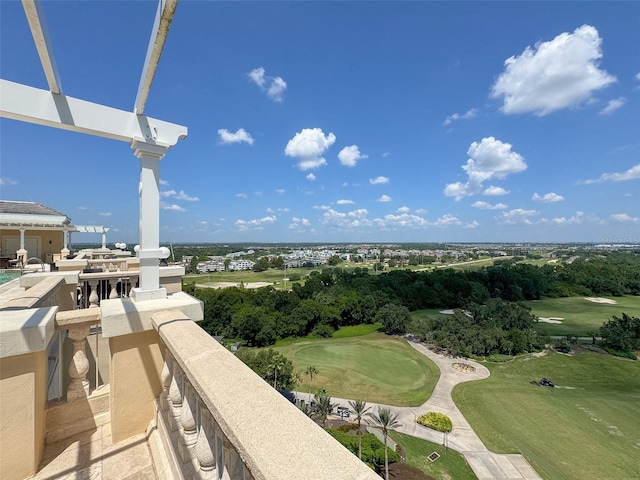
[453, 351, 640, 480]
[277, 333, 439, 406]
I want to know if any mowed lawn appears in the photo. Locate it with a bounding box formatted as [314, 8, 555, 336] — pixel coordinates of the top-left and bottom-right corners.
[276, 333, 440, 406]
[452, 351, 640, 480]
[527, 296, 640, 336]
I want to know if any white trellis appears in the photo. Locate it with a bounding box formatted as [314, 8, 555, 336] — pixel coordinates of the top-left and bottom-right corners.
[0, 0, 187, 301]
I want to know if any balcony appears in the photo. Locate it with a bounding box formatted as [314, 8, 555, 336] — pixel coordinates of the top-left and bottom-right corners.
[0, 263, 380, 480]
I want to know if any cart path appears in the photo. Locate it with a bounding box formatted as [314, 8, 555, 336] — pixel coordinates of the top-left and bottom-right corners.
[302, 341, 543, 480]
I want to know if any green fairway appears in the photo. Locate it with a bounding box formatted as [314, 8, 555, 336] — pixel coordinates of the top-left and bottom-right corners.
[391, 431, 477, 480]
[276, 333, 440, 406]
[452, 351, 640, 480]
[527, 296, 640, 336]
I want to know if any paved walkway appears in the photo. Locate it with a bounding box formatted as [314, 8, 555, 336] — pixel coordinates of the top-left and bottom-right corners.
[310, 341, 542, 480]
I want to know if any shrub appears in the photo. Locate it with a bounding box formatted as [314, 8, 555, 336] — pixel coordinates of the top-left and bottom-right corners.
[417, 412, 453, 433]
[326, 429, 400, 465]
[338, 423, 360, 433]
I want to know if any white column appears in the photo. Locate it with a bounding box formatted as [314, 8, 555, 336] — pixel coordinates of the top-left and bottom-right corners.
[101, 228, 107, 249]
[130, 140, 168, 302]
[61, 228, 69, 258]
[17, 228, 27, 262]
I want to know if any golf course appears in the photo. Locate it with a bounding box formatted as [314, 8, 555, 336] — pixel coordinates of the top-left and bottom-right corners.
[272, 326, 639, 480]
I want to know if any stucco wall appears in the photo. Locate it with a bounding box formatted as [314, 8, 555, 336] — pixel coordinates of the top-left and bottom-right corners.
[109, 330, 163, 443]
[0, 350, 47, 480]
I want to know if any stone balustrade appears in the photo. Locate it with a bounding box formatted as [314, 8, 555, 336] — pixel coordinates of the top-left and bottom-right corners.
[55, 309, 101, 401]
[150, 309, 378, 480]
[86, 258, 129, 272]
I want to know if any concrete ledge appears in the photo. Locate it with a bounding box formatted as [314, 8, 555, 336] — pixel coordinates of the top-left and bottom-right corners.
[101, 291, 203, 338]
[0, 306, 57, 358]
[153, 310, 378, 480]
[19, 271, 80, 288]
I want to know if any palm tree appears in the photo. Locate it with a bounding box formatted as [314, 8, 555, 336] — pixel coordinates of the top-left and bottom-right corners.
[304, 365, 318, 402]
[268, 357, 285, 391]
[368, 407, 401, 480]
[348, 399, 371, 460]
[313, 389, 334, 428]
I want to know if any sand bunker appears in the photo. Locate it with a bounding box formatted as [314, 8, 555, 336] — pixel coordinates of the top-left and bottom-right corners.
[584, 297, 617, 304]
[451, 362, 476, 374]
[439, 309, 455, 315]
[538, 317, 564, 324]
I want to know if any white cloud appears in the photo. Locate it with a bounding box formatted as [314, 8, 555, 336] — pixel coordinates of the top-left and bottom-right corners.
[491, 25, 616, 116]
[443, 108, 478, 125]
[99, 212, 112, 217]
[374, 213, 428, 229]
[218, 128, 254, 145]
[235, 193, 248, 199]
[276, 189, 285, 194]
[284, 128, 336, 171]
[321, 208, 372, 229]
[498, 209, 538, 225]
[377, 195, 392, 202]
[338, 145, 368, 167]
[483, 185, 510, 196]
[337, 199, 354, 205]
[382, 152, 391, 158]
[306, 173, 316, 181]
[582, 163, 640, 184]
[159, 179, 169, 186]
[598, 97, 626, 115]
[434, 214, 463, 227]
[397, 206, 411, 213]
[248, 67, 287, 102]
[0, 177, 17, 186]
[532, 192, 564, 203]
[236, 215, 277, 231]
[313, 205, 331, 210]
[415, 208, 428, 214]
[472, 201, 507, 210]
[370, 176, 389, 185]
[289, 217, 313, 231]
[175, 190, 199, 201]
[161, 189, 199, 201]
[160, 189, 177, 198]
[636, 72, 640, 81]
[77, 206, 88, 210]
[610, 213, 638, 223]
[161, 203, 185, 212]
[444, 137, 526, 200]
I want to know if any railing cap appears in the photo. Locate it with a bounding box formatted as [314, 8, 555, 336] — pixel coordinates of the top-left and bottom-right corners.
[0, 306, 57, 358]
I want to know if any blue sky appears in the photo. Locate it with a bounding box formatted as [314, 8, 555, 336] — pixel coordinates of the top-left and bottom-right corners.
[1, 1, 639, 244]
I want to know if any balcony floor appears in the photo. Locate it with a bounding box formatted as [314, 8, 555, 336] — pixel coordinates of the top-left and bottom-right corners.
[33, 424, 156, 480]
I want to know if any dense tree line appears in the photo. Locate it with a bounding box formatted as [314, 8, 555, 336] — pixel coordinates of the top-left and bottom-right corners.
[409, 299, 544, 357]
[190, 252, 639, 346]
[599, 314, 640, 355]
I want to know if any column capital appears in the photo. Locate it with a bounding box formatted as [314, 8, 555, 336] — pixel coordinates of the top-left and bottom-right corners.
[131, 138, 168, 160]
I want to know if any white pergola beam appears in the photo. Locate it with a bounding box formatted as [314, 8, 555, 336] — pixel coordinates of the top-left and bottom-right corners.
[134, 0, 177, 115]
[0, 80, 187, 147]
[22, 0, 62, 94]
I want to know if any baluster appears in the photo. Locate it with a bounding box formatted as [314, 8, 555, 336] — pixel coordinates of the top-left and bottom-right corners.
[88, 279, 99, 308]
[179, 380, 198, 463]
[168, 367, 183, 433]
[109, 278, 120, 299]
[159, 352, 172, 411]
[195, 399, 216, 480]
[67, 324, 91, 400]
